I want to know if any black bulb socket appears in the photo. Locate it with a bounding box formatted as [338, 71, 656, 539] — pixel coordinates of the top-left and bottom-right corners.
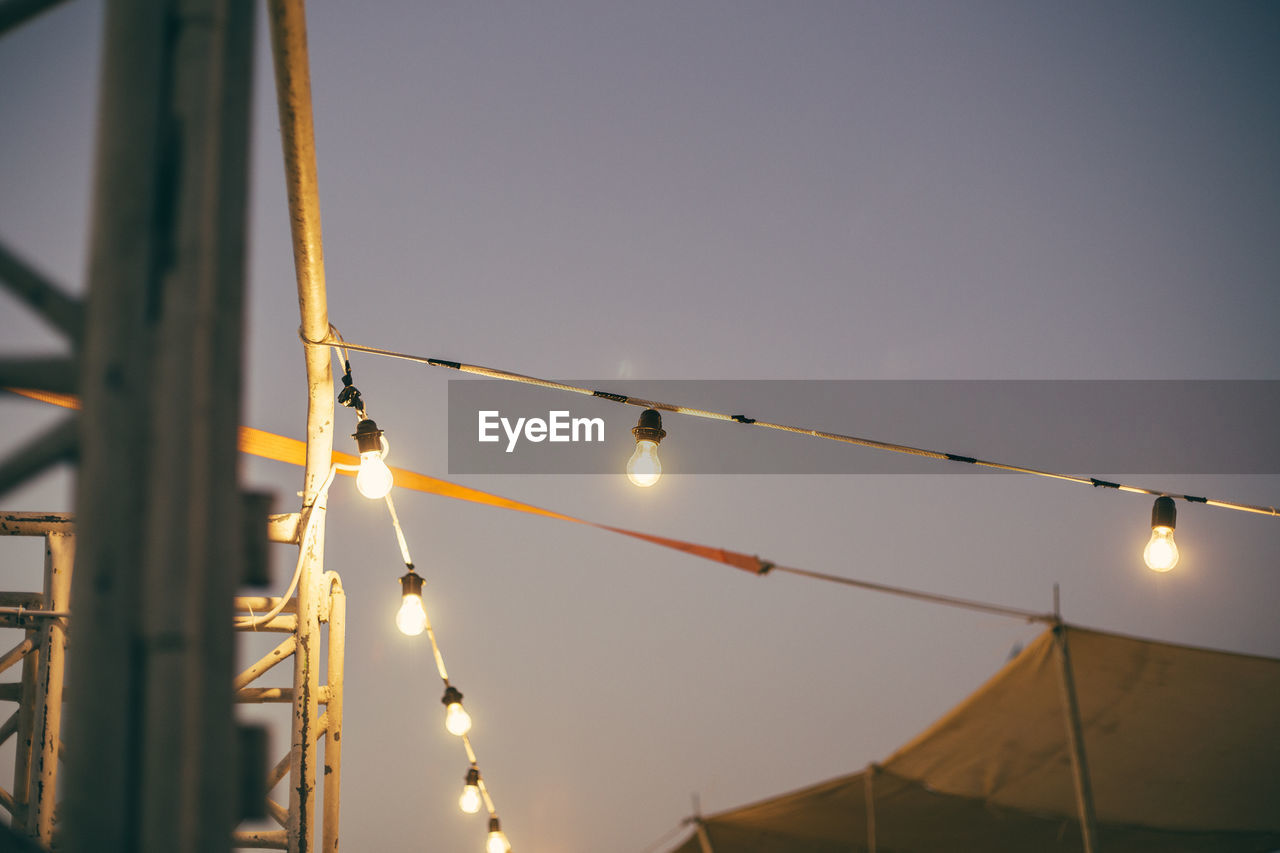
[465, 767, 481, 786]
[632, 409, 667, 444]
[353, 419, 384, 454]
[489, 817, 502, 833]
[442, 685, 464, 707]
[400, 570, 423, 598]
[1151, 496, 1177, 530]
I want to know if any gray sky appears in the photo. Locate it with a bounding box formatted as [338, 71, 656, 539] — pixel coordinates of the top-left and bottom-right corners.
[2, 2, 1279, 851]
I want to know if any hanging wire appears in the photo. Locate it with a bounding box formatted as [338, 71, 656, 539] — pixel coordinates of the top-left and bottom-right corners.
[767, 565, 1054, 622]
[304, 335, 1279, 519]
[235, 463, 341, 629]
[383, 493, 415, 569]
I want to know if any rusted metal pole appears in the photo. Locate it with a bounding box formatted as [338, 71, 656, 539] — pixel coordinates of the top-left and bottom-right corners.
[27, 532, 72, 843]
[322, 574, 345, 852]
[1053, 622, 1100, 853]
[266, 0, 335, 507]
[10, 608, 38, 829]
[232, 829, 288, 850]
[266, 0, 338, 848]
[0, 638, 34, 675]
[289, 548, 322, 853]
[234, 636, 298, 690]
[0, 513, 75, 535]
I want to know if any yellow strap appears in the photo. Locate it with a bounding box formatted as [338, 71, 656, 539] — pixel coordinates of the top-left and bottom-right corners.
[5, 386, 763, 572]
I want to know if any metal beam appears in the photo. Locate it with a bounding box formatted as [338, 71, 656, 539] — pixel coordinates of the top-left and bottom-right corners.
[0, 240, 83, 341]
[233, 636, 297, 690]
[0, 357, 79, 394]
[26, 533, 72, 843]
[0, 639, 35, 676]
[234, 596, 299, 615]
[0, 414, 77, 499]
[9, 603, 38, 830]
[232, 830, 288, 850]
[0, 710, 19, 745]
[322, 575, 344, 853]
[0, 513, 75, 536]
[0, 0, 73, 38]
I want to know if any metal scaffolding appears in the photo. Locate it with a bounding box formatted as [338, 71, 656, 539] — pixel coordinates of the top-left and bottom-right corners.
[0, 512, 347, 852]
[0, 514, 73, 848]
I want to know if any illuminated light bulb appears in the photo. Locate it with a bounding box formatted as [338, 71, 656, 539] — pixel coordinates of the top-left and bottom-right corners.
[626, 409, 666, 488]
[396, 570, 427, 636]
[459, 767, 482, 814]
[442, 685, 472, 736]
[353, 419, 394, 499]
[1143, 496, 1180, 572]
[486, 817, 511, 853]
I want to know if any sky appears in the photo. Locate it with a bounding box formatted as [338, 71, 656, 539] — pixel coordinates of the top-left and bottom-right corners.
[2, 2, 1279, 851]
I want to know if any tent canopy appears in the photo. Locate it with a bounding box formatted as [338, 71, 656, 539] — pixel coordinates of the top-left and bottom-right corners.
[672, 626, 1280, 852]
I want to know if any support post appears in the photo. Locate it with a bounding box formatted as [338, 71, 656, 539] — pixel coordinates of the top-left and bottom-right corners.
[864, 764, 878, 853]
[1053, 622, 1100, 853]
[10, 606, 38, 829]
[288, 507, 324, 853]
[694, 821, 714, 853]
[322, 575, 344, 852]
[266, 0, 338, 847]
[27, 532, 73, 843]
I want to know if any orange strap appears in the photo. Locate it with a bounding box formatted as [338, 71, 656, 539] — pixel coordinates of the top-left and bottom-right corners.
[5, 387, 768, 574]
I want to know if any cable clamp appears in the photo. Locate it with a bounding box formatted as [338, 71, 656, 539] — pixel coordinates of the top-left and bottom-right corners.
[755, 556, 775, 575]
[945, 453, 977, 464]
[592, 390, 629, 403]
[1183, 494, 1208, 504]
[1089, 478, 1121, 489]
[428, 358, 462, 370]
[731, 414, 756, 424]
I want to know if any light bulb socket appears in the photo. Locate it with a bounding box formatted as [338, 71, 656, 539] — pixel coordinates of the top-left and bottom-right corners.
[1151, 496, 1177, 530]
[489, 817, 501, 833]
[465, 767, 481, 786]
[632, 409, 666, 444]
[400, 570, 423, 598]
[353, 418, 384, 454]
[442, 685, 464, 707]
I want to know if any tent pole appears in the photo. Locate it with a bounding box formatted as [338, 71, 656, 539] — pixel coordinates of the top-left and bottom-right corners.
[693, 820, 714, 853]
[864, 764, 878, 853]
[1053, 621, 1100, 853]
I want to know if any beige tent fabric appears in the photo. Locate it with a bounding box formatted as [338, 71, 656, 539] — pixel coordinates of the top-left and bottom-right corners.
[670, 626, 1280, 852]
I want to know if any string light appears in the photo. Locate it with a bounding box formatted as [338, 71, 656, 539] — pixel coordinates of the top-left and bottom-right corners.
[310, 337, 1280, 520]
[627, 409, 666, 488]
[1144, 496, 1180, 572]
[396, 569, 428, 635]
[460, 767, 483, 814]
[328, 362, 513, 853]
[486, 817, 511, 853]
[352, 418, 394, 499]
[443, 685, 473, 736]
